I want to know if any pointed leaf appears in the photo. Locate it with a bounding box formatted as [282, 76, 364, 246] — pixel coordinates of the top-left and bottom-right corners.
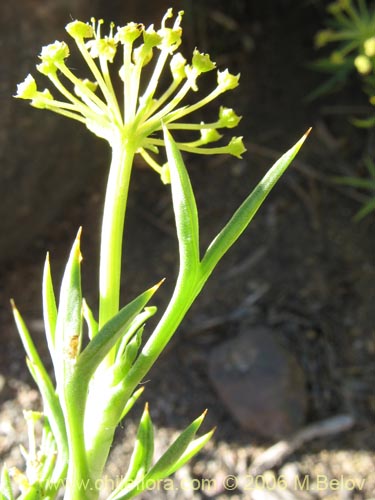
[201, 130, 311, 281]
[0, 465, 14, 500]
[163, 126, 200, 276]
[25, 359, 68, 480]
[11, 302, 68, 478]
[120, 387, 144, 421]
[74, 281, 162, 385]
[114, 329, 143, 384]
[167, 427, 215, 475]
[54, 228, 83, 390]
[82, 299, 98, 340]
[333, 176, 375, 190]
[146, 409, 206, 481]
[120, 403, 154, 487]
[112, 410, 208, 500]
[42, 253, 57, 361]
[354, 195, 375, 221]
[115, 306, 157, 361]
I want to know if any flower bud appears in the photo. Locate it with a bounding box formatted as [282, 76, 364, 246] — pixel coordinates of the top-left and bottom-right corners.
[40, 41, 70, 63]
[31, 89, 54, 108]
[160, 163, 171, 184]
[330, 51, 344, 65]
[170, 53, 187, 82]
[218, 107, 241, 128]
[36, 61, 57, 76]
[86, 38, 117, 62]
[15, 74, 38, 99]
[74, 79, 98, 98]
[227, 136, 246, 158]
[315, 29, 335, 48]
[66, 20, 94, 40]
[158, 26, 182, 52]
[133, 45, 153, 67]
[354, 54, 372, 75]
[200, 128, 222, 144]
[192, 49, 216, 74]
[115, 23, 143, 44]
[143, 27, 163, 48]
[364, 37, 375, 58]
[217, 69, 240, 92]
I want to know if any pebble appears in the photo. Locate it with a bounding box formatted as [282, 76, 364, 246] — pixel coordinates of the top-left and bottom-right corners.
[208, 326, 307, 438]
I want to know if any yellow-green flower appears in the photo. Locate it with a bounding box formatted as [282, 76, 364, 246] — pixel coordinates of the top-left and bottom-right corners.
[16, 8, 245, 179]
[354, 54, 372, 74]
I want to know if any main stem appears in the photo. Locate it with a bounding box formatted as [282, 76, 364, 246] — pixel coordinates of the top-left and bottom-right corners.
[99, 131, 137, 333]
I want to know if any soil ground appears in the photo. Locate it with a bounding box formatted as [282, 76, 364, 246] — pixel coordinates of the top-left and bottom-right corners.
[0, 2, 374, 499]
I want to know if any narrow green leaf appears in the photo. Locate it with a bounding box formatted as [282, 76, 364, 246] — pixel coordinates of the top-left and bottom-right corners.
[52, 229, 88, 493]
[167, 427, 215, 475]
[17, 484, 42, 500]
[364, 156, 375, 178]
[74, 281, 162, 385]
[54, 228, 83, 390]
[120, 403, 154, 487]
[201, 130, 311, 281]
[11, 301, 47, 378]
[351, 115, 375, 128]
[82, 299, 99, 340]
[120, 387, 144, 421]
[354, 195, 375, 220]
[333, 176, 375, 190]
[163, 126, 200, 275]
[11, 303, 67, 481]
[25, 359, 68, 481]
[112, 410, 207, 500]
[42, 253, 57, 364]
[114, 329, 143, 384]
[0, 465, 14, 500]
[146, 409, 206, 481]
[115, 306, 157, 361]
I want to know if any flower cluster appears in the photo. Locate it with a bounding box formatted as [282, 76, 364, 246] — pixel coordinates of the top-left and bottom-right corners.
[314, 0, 375, 108]
[15, 9, 245, 181]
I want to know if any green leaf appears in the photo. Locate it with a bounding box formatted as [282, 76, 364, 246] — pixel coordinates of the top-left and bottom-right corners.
[115, 306, 157, 361]
[354, 195, 375, 220]
[167, 427, 215, 475]
[364, 156, 375, 178]
[72, 282, 162, 480]
[54, 228, 83, 390]
[120, 387, 144, 421]
[114, 329, 143, 384]
[25, 359, 68, 481]
[74, 281, 162, 385]
[146, 409, 206, 480]
[113, 410, 207, 499]
[17, 484, 42, 500]
[201, 130, 311, 282]
[82, 299, 99, 340]
[163, 126, 200, 276]
[333, 176, 375, 190]
[118, 403, 154, 489]
[351, 115, 375, 128]
[0, 465, 14, 500]
[11, 302, 68, 482]
[42, 253, 57, 363]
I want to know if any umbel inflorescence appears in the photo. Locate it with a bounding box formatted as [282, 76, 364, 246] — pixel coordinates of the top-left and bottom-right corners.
[16, 9, 245, 183]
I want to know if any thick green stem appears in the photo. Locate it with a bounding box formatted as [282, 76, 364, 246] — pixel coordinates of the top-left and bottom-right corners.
[64, 385, 97, 500]
[99, 132, 136, 332]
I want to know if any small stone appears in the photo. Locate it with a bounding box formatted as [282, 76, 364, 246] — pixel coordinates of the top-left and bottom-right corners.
[208, 327, 307, 438]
